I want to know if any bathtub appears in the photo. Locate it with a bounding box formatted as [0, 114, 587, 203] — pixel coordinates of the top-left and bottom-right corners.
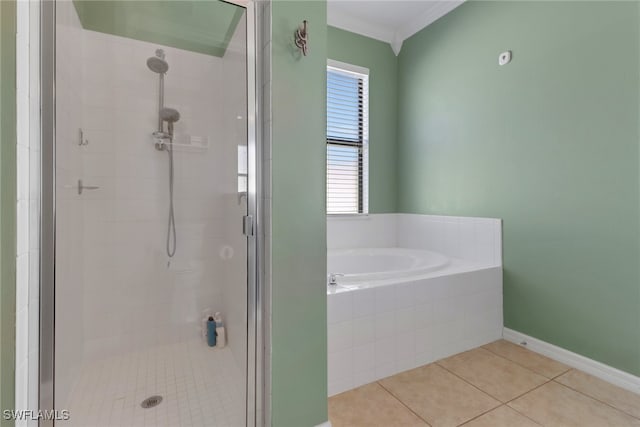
[328, 248, 450, 285]
[326, 246, 503, 396]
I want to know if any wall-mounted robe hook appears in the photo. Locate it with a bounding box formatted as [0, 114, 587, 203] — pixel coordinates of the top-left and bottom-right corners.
[294, 20, 308, 56]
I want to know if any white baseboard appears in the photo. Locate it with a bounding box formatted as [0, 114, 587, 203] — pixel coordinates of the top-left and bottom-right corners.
[315, 421, 332, 427]
[503, 328, 640, 395]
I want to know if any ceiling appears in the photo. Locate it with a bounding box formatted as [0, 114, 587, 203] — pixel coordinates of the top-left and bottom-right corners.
[327, 0, 464, 55]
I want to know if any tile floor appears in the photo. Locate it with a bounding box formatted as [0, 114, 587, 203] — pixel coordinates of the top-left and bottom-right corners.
[63, 339, 245, 427]
[329, 340, 640, 427]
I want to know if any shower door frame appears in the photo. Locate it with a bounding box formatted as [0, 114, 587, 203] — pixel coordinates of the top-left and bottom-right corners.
[38, 1, 264, 426]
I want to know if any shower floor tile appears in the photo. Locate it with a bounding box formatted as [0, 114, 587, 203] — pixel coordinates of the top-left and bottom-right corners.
[64, 339, 245, 427]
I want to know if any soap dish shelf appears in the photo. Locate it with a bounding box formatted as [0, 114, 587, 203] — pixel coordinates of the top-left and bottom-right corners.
[152, 134, 210, 152]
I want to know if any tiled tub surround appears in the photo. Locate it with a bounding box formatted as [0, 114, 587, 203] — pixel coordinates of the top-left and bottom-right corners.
[327, 214, 503, 396]
[328, 214, 501, 264]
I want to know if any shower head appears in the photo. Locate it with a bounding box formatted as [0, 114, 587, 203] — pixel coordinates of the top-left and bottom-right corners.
[147, 49, 168, 74]
[147, 56, 168, 74]
[160, 107, 180, 123]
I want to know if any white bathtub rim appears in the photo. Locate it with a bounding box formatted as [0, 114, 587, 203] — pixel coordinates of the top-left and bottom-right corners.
[326, 260, 501, 294]
[328, 247, 451, 283]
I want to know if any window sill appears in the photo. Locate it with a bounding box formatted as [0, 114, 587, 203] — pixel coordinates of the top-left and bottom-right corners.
[327, 214, 370, 220]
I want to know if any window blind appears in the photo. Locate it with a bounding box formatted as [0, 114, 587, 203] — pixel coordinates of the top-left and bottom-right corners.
[327, 65, 369, 214]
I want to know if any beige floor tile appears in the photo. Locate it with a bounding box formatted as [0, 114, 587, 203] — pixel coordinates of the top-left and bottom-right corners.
[328, 382, 428, 427]
[509, 381, 640, 427]
[483, 340, 570, 378]
[555, 369, 640, 420]
[462, 405, 541, 427]
[438, 348, 547, 402]
[379, 363, 500, 427]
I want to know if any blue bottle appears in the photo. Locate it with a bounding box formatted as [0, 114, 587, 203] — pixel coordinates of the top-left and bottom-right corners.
[207, 316, 217, 347]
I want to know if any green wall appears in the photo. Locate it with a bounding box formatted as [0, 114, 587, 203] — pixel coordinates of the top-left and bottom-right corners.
[0, 0, 16, 423]
[73, 1, 243, 57]
[397, 1, 640, 375]
[327, 26, 398, 213]
[270, 1, 328, 425]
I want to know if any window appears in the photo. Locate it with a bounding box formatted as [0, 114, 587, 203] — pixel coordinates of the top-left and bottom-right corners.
[326, 60, 369, 214]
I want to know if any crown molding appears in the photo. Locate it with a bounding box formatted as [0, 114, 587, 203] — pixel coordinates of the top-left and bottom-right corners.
[327, 8, 395, 45]
[395, 0, 464, 44]
[390, 34, 403, 56]
[328, 1, 465, 56]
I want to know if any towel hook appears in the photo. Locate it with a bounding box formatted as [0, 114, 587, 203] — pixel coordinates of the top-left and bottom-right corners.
[294, 20, 308, 56]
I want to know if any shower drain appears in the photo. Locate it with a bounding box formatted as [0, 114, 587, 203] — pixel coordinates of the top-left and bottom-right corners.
[140, 395, 163, 409]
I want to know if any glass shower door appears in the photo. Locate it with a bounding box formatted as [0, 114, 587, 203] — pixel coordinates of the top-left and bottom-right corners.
[50, 1, 251, 425]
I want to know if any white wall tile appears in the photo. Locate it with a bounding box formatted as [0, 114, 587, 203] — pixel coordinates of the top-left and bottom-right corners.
[352, 288, 375, 318]
[16, 254, 29, 310]
[414, 302, 433, 330]
[493, 221, 503, 265]
[328, 321, 353, 354]
[395, 330, 415, 363]
[374, 285, 396, 313]
[415, 350, 435, 367]
[415, 327, 433, 355]
[15, 361, 28, 420]
[353, 369, 376, 389]
[432, 297, 459, 325]
[442, 219, 461, 258]
[15, 308, 29, 368]
[374, 340, 394, 367]
[15, 3, 41, 415]
[375, 361, 397, 379]
[352, 316, 375, 346]
[374, 314, 395, 340]
[395, 307, 414, 333]
[414, 277, 438, 303]
[396, 355, 416, 374]
[459, 220, 476, 261]
[352, 343, 375, 373]
[328, 348, 354, 396]
[328, 378, 354, 398]
[327, 214, 396, 250]
[345, 213, 503, 267]
[16, 200, 29, 256]
[328, 291, 353, 324]
[395, 282, 416, 309]
[327, 266, 503, 395]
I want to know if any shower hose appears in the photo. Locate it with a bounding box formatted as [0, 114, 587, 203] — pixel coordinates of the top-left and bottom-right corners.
[166, 141, 177, 258]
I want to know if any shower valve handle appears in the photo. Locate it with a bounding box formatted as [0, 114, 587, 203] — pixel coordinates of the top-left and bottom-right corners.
[65, 179, 99, 195]
[77, 179, 99, 195]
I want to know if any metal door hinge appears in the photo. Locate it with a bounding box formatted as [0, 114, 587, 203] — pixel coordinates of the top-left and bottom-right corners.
[243, 215, 254, 237]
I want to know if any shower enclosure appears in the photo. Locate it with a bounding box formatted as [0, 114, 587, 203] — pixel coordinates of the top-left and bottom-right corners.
[39, 1, 261, 425]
